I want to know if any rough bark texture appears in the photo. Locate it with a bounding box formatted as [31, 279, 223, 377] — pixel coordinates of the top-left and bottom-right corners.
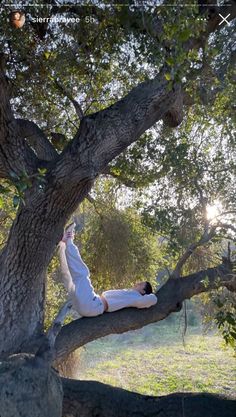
[55, 262, 235, 362]
[0, 354, 63, 417]
[62, 379, 236, 417]
[0, 55, 39, 179]
[17, 119, 58, 162]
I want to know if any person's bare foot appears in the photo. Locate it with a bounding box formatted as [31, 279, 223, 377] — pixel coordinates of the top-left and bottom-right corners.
[61, 222, 75, 243]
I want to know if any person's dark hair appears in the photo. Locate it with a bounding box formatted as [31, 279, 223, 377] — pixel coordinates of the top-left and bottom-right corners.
[144, 281, 153, 295]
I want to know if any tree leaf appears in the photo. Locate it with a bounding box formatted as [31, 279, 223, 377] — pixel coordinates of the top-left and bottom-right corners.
[165, 73, 172, 81]
[179, 29, 191, 42]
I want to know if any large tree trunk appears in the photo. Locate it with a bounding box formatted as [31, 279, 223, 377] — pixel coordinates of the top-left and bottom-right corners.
[0, 177, 92, 357]
[0, 353, 63, 417]
[62, 379, 236, 417]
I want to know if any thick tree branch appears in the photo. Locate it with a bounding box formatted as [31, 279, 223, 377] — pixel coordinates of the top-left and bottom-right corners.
[17, 119, 58, 162]
[62, 378, 236, 417]
[7, 4, 235, 188]
[55, 262, 234, 362]
[51, 73, 183, 190]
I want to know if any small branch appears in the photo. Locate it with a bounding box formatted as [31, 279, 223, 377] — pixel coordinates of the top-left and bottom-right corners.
[192, 177, 216, 246]
[171, 226, 217, 278]
[214, 210, 236, 219]
[227, 241, 231, 262]
[86, 194, 106, 221]
[193, 178, 208, 229]
[47, 300, 73, 347]
[216, 222, 236, 235]
[36, 300, 73, 363]
[55, 80, 84, 120]
[86, 193, 96, 205]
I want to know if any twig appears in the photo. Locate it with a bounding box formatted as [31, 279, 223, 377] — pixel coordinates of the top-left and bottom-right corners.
[36, 300, 73, 363]
[171, 226, 217, 278]
[217, 222, 236, 235]
[55, 80, 84, 120]
[47, 300, 73, 347]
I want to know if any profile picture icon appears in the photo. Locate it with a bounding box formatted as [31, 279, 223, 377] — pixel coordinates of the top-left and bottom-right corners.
[9, 10, 26, 29]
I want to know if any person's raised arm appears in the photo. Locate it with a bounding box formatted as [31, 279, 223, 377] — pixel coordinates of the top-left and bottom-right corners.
[136, 294, 157, 309]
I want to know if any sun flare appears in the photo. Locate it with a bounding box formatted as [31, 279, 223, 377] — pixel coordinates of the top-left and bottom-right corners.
[206, 202, 223, 221]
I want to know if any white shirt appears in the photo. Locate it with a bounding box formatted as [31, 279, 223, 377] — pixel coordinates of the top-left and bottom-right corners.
[102, 289, 157, 312]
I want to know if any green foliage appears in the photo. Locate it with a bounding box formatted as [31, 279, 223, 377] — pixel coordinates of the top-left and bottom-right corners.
[77, 184, 161, 291]
[201, 288, 236, 351]
[43, 180, 164, 327]
[137, 101, 236, 256]
[215, 301, 236, 349]
[0, 1, 216, 138]
[0, 169, 47, 208]
[0, 185, 18, 248]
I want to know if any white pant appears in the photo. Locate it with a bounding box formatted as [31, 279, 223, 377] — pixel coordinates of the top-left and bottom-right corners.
[59, 240, 104, 317]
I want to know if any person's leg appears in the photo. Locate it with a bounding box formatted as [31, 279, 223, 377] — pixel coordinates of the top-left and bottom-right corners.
[63, 226, 104, 317]
[62, 224, 90, 283]
[58, 241, 75, 296]
[65, 238, 90, 283]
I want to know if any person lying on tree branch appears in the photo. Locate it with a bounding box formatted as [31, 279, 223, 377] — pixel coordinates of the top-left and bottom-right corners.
[59, 223, 157, 317]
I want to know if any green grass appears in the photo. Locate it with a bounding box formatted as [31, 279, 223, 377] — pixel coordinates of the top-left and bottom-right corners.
[76, 323, 236, 398]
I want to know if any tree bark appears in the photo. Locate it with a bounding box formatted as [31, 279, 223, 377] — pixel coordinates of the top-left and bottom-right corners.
[55, 262, 235, 362]
[62, 379, 236, 417]
[17, 119, 58, 162]
[0, 55, 39, 180]
[0, 353, 63, 417]
[0, 176, 93, 357]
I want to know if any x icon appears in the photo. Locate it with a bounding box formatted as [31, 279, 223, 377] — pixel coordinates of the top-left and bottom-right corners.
[219, 13, 230, 26]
